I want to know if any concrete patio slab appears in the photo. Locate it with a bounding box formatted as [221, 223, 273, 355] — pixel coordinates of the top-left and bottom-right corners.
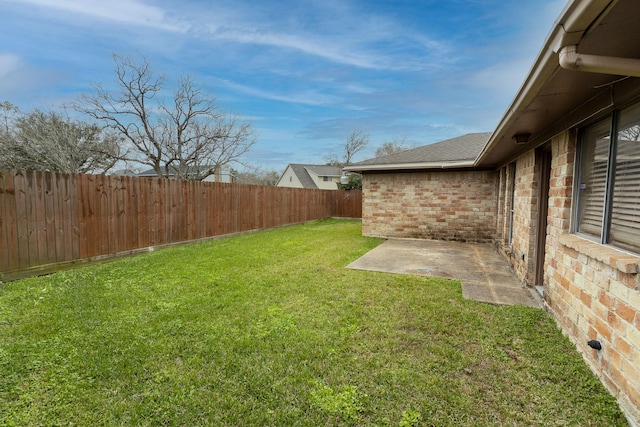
[347, 239, 542, 308]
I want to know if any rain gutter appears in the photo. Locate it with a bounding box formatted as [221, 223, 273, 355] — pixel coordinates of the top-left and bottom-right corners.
[344, 160, 475, 172]
[558, 44, 640, 77]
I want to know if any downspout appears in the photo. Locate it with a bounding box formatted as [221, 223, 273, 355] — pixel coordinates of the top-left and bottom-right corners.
[559, 44, 640, 77]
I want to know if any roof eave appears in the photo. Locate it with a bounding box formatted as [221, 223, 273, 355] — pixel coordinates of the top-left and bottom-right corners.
[474, 0, 617, 168]
[344, 160, 476, 172]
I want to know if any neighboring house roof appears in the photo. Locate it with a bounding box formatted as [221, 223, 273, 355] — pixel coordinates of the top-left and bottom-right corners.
[137, 165, 226, 178]
[304, 164, 341, 177]
[276, 164, 341, 189]
[111, 168, 137, 176]
[345, 132, 491, 172]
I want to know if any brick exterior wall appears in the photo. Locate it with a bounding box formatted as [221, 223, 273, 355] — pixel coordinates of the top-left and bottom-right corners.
[361, 170, 498, 242]
[541, 131, 640, 424]
[502, 151, 540, 284]
[496, 165, 513, 248]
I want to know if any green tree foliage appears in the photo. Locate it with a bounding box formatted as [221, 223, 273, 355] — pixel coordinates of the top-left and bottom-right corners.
[0, 102, 120, 174]
[338, 173, 362, 190]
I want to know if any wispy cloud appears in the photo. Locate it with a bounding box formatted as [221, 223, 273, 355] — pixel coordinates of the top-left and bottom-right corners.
[3, 0, 187, 32]
[212, 29, 389, 70]
[0, 52, 22, 80]
[212, 77, 341, 107]
[0, 53, 63, 102]
[4, 0, 451, 71]
[183, 0, 452, 72]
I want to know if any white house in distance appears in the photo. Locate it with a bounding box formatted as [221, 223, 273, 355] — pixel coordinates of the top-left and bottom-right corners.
[276, 164, 341, 190]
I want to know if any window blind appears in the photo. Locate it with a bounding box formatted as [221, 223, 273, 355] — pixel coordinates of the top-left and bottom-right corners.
[577, 123, 610, 238]
[610, 110, 640, 252]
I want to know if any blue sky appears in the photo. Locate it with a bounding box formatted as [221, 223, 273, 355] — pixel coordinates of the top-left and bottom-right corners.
[0, 0, 565, 171]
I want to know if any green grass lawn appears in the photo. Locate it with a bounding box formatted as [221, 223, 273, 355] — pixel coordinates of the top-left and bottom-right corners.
[0, 219, 627, 426]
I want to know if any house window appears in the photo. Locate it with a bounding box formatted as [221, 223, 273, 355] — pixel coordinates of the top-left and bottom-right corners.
[575, 102, 640, 254]
[323, 176, 331, 182]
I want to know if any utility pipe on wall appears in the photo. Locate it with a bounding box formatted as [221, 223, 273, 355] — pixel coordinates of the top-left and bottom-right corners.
[559, 45, 640, 77]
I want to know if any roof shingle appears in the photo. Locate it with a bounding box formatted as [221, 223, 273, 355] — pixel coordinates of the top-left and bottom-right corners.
[347, 132, 491, 170]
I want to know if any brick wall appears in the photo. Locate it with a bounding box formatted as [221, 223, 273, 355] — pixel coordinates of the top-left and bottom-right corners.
[496, 151, 543, 285]
[496, 166, 512, 247]
[543, 131, 640, 424]
[361, 170, 498, 242]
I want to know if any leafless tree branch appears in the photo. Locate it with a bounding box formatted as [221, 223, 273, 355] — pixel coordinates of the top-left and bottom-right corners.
[75, 54, 256, 180]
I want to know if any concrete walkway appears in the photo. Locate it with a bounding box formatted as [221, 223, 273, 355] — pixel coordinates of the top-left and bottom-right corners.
[347, 239, 542, 308]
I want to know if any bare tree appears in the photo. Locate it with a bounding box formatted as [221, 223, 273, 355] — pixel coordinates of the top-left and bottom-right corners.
[325, 129, 369, 166]
[0, 105, 120, 174]
[0, 102, 20, 168]
[375, 137, 413, 157]
[231, 165, 280, 185]
[0, 101, 19, 135]
[76, 54, 255, 180]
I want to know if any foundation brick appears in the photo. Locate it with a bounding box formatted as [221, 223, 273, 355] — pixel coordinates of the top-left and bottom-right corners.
[620, 272, 640, 289]
[610, 281, 631, 304]
[630, 291, 640, 313]
[623, 359, 640, 390]
[599, 290, 615, 308]
[608, 346, 623, 370]
[614, 335, 633, 358]
[615, 301, 637, 323]
[580, 290, 592, 307]
[596, 317, 613, 341]
[607, 311, 625, 334]
[628, 325, 640, 353]
[592, 300, 608, 322]
[609, 364, 629, 393]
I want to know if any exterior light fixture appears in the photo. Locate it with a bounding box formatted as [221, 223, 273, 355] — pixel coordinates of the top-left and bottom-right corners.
[340, 172, 349, 185]
[512, 133, 531, 145]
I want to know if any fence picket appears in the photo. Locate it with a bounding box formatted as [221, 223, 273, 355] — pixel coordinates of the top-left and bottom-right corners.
[0, 172, 9, 270]
[0, 170, 361, 279]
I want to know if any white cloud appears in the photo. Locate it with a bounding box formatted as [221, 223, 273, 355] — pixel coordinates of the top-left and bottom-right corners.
[0, 53, 63, 103]
[212, 29, 389, 70]
[213, 77, 341, 107]
[0, 52, 22, 79]
[4, 0, 450, 71]
[188, 1, 450, 71]
[3, 0, 187, 32]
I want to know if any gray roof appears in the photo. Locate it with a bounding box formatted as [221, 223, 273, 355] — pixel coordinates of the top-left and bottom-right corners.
[304, 164, 341, 177]
[137, 165, 215, 177]
[286, 164, 341, 189]
[345, 132, 492, 172]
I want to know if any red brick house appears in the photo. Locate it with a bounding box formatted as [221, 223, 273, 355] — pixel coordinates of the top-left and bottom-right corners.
[345, 0, 640, 423]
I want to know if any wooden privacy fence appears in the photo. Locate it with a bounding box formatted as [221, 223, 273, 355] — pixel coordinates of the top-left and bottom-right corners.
[0, 170, 361, 280]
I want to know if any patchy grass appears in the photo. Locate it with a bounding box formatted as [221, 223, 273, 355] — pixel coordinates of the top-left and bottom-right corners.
[0, 219, 627, 426]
